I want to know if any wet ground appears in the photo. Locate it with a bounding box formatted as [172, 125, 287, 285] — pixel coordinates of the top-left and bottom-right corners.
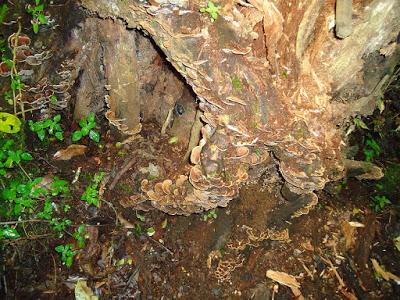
[1, 1, 400, 299]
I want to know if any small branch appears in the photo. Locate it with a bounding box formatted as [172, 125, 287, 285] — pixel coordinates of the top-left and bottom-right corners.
[17, 162, 31, 181]
[0, 219, 50, 225]
[148, 236, 174, 256]
[161, 108, 174, 136]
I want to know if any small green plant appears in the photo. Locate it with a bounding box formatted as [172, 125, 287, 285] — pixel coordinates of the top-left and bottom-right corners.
[26, 0, 48, 34]
[81, 171, 105, 207]
[371, 195, 391, 212]
[202, 209, 217, 221]
[72, 224, 88, 248]
[0, 139, 32, 176]
[72, 112, 100, 143]
[363, 137, 381, 162]
[0, 4, 9, 24]
[133, 223, 143, 236]
[354, 116, 369, 130]
[200, 1, 220, 22]
[29, 114, 64, 141]
[231, 76, 242, 91]
[0, 226, 20, 239]
[147, 227, 156, 237]
[55, 244, 78, 267]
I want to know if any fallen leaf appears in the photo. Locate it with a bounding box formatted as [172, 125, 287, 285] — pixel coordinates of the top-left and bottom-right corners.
[53, 144, 87, 160]
[117, 213, 134, 229]
[371, 259, 400, 284]
[266, 270, 304, 300]
[75, 280, 98, 300]
[348, 221, 365, 228]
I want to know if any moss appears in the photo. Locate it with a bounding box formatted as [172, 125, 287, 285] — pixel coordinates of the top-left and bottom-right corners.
[231, 76, 242, 91]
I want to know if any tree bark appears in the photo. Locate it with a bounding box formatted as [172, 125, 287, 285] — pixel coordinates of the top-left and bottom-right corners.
[76, 0, 400, 215]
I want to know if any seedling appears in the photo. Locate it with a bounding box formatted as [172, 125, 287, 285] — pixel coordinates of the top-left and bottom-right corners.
[55, 244, 78, 267]
[0, 226, 20, 239]
[29, 114, 64, 141]
[202, 209, 217, 221]
[363, 137, 381, 162]
[354, 116, 369, 130]
[50, 218, 72, 234]
[1, 177, 44, 217]
[200, 1, 220, 22]
[371, 195, 391, 212]
[81, 172, 105, 207]
[147, 227, 156, 237]
[72, 112, 100, 143]
[72, 224, 88, 248]
[26, 0, 48, 34]
[0, 139, 32, 176]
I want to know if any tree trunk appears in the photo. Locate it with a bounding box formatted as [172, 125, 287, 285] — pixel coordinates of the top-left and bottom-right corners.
[73, 0, 400, 215]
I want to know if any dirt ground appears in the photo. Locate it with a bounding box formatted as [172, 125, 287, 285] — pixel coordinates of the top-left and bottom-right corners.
[1, 1, 400, 299]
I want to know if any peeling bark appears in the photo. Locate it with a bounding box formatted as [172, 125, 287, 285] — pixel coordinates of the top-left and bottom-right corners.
[73, 0, 400, 215]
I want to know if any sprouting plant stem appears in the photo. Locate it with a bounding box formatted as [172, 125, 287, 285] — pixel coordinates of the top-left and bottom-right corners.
[10, 22, 25, 120]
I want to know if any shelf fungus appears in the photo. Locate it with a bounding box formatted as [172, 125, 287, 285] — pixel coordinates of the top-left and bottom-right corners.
[78, 0, 398, 216]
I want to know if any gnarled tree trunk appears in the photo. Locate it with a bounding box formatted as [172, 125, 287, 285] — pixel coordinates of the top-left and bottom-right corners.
[71, 0, 399, 216]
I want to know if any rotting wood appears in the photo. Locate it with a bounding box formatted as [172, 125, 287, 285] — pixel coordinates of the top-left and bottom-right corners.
[76, 0, 400, 215]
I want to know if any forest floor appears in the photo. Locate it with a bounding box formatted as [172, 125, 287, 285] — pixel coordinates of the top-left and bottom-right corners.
[1, 1, 400, 299]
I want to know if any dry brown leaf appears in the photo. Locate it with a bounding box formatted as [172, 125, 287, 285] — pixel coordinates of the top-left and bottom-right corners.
[348, 221, 365, 228]
[371, 259, 400, 283]
[53, 144, 87, 160]
[117, 213, 134, 229]
[267, 270, 304, 300]
[266, 270, 301, 288]
[341, 221, 356, 250]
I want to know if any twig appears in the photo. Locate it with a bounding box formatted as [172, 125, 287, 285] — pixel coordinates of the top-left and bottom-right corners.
[0, 219, 50, 225]
[103, 200, 119, 226]
[109, 157, 136, 190]
[17, 162, 31, 181]
[10, 22, 25, 119]
[161, 107, 174, 136]
[148, 236, 174, 256]
[52, 254, 57, 290]
[320, 255, 345, 288]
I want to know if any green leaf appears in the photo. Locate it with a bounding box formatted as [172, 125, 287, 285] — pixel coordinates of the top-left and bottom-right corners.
[55, 131, 63, 141]
[81, 126, 89, 136]
[0, 4, 9, 24]
[87, 112, 95, 123]
[72, 131, 82, 142]
[38, 13, 47, 24]
[136, 212, 145, 222]
[37, 129, 46, 141]
[354, 117, 369, 130]
[55, 245, 65, 252]
[21, 152, 33, 161]
[65, 256, 74, 267]
[0, 112, 21, 133]
[89, 130, 100, 143]
[43, 119, 52, 128]
[32, 22, 39, 34]
[147, 227, 156, 237]
[53, 114, 61, 123]
[79, 118, 88, 128]
[0, 227, 20, 239]
[34, 4, 44, 12]
[50, 95, 58, 104]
